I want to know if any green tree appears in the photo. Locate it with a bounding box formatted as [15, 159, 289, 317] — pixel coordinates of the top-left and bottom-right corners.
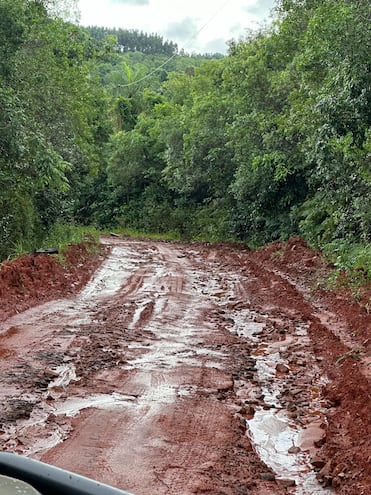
[0, 0, 110, 257]
[287, 0, 371, 244]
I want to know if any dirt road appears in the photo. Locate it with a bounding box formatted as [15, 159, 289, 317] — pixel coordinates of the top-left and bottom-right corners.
[0, 237, 369, 494]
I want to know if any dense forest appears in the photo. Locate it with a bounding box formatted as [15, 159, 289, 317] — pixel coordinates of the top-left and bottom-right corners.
[86, 26, 178, 56]
[0, 0, 370, 274]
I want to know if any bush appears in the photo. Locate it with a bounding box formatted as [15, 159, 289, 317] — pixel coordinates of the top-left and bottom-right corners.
[323, 240, 371, 288]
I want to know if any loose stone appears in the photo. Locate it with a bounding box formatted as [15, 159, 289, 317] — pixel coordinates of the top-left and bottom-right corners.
[275, 363, 290, 373]
[260, 472, 276, 481]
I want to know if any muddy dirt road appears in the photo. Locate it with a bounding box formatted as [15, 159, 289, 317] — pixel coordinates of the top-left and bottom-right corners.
[0, 237, 370, 494]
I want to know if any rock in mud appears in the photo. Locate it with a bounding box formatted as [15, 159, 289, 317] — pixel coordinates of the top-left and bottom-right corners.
[311, 456, 326, 469]
[277, 478, 296, 487]
[288, 446, 301, 454]
[260, 472, 276, 481]
[332, 474, 346, 488]
[313, 434, 326, 447]
[238, 405, 255, 418]
[317, 460, 333, 486]
[275, 363, 290, 373]
[333, 463, 347, 477]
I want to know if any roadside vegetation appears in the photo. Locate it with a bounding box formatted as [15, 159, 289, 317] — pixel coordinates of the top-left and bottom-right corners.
[0, 0, 369, 283]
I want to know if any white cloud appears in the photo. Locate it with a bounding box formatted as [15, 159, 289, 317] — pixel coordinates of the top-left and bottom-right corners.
[203, 38, 229, 54]
[164, 17, 199, 44]
[77, 0, 275, 53]
[112, 0, 149, 4]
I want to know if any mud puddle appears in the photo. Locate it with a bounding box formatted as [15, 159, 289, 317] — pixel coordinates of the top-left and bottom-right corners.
[0, 243, 150, 457]
[1, 241, 226, 463]
[246, 336, 329, 495]
[197, 266, 331, 495]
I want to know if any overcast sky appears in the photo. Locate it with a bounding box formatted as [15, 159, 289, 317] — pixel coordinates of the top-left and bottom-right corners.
[77, 0, 275, 54]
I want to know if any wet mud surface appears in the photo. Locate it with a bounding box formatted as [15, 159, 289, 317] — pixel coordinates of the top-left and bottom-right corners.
[0, 237, 369, 494]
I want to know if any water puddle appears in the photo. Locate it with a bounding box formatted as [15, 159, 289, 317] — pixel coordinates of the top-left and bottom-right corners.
[231, 310, 266, 339]
[129, 299, 153, 329]
[126, 335, 225, 371]
[199, 272, 330, 495]
[1, 400, 64, 456]
[1, 393, 138, 456]
[80, 246, 142, 299]
[48, 364, 78, 389]
[249, 409, 324, 494]
[54, 393, 136, 417]
[245, 329, 330, 494]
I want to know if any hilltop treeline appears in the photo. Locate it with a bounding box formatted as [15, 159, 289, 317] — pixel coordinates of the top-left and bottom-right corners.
[86, 26, 178, 56]
[0, 0, 370, 273]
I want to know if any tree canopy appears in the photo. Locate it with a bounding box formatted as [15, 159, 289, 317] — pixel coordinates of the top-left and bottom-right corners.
[0, 0, 369, 264]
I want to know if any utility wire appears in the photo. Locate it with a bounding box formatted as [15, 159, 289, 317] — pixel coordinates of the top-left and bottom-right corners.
[118, 0, 233, 88]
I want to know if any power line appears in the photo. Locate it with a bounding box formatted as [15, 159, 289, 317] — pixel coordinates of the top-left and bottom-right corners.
[118, 0, 233, 88]
[183, 0, 233, 50]
[119, 52, 178, 88]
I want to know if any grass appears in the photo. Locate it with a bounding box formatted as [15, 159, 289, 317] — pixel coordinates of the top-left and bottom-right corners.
[106, 227, 182, 242]
[335, 348, 364, 366]
[2, 223, 102, 266]
[42, 223, 101, 254]
[8, 224, 100, 259]
[322, 240, 371, 289]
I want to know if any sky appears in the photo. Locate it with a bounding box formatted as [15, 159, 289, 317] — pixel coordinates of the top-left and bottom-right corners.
[77, 0, 276, 54]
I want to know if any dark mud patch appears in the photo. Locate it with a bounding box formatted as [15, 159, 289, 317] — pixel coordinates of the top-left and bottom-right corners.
[0, 399, 36, 424]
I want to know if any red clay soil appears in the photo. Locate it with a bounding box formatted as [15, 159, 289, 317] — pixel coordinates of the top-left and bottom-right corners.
[252, 237, 371, 494]
[0, 241, 107, 321]
[0, 236, 369, 495]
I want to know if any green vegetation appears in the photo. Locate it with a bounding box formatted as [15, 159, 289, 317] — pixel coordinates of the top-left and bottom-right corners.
[0, 0, 109, 259]
[324, 241, 371, 288]
[42, 223, 100, 253]
[86, 26, 178, 56]
[0, 0, 370, 281]
[6, 223, 101, 262]
[108, 228, 182, 242]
